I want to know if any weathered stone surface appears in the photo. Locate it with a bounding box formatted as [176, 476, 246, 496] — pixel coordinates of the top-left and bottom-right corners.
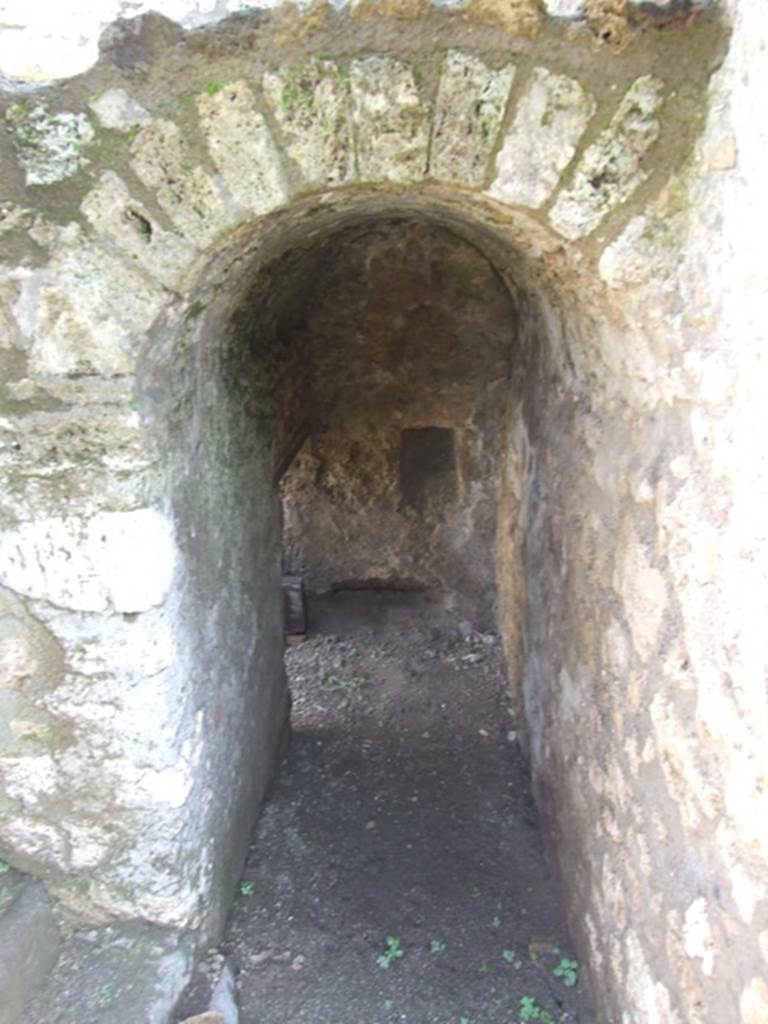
[0, 632, 38, 693]
[599, 211, 668, 287]
[23, 922, 195, 1024]
[430, 51, 515, 186]
[0, 204, 33, 240]
[130, 119, 233, 248]
[544, 0, 584, 14]
[613, 528, 667, 662]
[550, 75, 665, 237]
[0, 284, 25, 353]
[262, 59, 354, 188]
[741, 977, 768, 1023]
[0, 404, 161, 523]
[5, 103, 93, 186]
[197, 82, 289, 215]
[0, 877, 61, 1024]
[12, 225, 165, 378]
[462, 0, 543, 35]
[88, 88, 150, 131]
[583, 0, 630, 48]
[349, 57, 430, 183]
[489, 67, 594, 208]
[0, 11, 763, 1024]
[209, 961, 238, 1024]
[81, 172, 197, 291]
[0, 509, 176, 613]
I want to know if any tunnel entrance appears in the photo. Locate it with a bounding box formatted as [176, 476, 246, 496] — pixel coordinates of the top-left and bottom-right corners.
[172, 222, 591, 1021]
[2, 10, 757, 1019]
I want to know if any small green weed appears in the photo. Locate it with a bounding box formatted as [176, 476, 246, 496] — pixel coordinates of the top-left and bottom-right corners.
[6, 102, 28, 122]
[0, 859, 9, 874]
[320, 667, 366, 691]
[553, 956, 579, 987]
[377, 936, 404, 968]
[491, 914, 501, 928]
[502, 948, 523, 968]
[519, 996, 554, 1022]
[282, 79, 315, 114]
[458, 1016, 473, 1024]
[205, 81, 227, 96]
[429, 938, 446, 954]
[339, 676, 365, 691]
[98, 984, 114, 1007]
[239, 880, 255, 896]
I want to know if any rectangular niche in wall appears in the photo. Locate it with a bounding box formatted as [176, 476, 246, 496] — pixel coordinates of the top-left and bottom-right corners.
[399, 427, 457, 512]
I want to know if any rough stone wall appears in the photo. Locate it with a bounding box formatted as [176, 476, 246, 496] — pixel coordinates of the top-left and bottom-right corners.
[0, 3, 765, 1023]
[280, 221, 516, 624]
[512, 5, 768, 1022]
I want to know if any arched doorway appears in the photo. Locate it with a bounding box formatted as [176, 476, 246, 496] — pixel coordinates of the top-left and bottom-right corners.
[2, 12, 754, 1021]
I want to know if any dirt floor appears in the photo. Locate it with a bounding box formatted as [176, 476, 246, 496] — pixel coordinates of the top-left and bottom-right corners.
[195, 590, 595, 1024]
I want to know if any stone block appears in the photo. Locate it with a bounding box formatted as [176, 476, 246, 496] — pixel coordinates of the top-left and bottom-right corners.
[82, 172, 197, 291]
[0, 293, 24, 353]
[209, 962, 238, 1024]
[22, 922, 195, 1024]
[598, 210, 677, 288]
[5, 103, 93, 186]
[130, 120, 234, 248]
[263, 59, 354, 188]
[549, 75, 664, 238]
[32, 602, 176, 683]
[0, 509, 176, 613]
[197, 82, 289, 216]
[350, 57, 430, 183]
[489, 67, 594, 208]
[430, 51, 515, 187]
[0, 404, 161, 522]
[462, 0, 543, 35]
[88, 88, 150, 131]
[0, 878, 62, 1024]
[12, 226, 165, 378]
[544, 0, 584, 14]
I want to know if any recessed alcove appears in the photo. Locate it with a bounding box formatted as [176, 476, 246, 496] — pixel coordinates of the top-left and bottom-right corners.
[277, 220, 515, 626]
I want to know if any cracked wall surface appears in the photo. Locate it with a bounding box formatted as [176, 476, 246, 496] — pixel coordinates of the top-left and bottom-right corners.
[0, 2, 766, 1022]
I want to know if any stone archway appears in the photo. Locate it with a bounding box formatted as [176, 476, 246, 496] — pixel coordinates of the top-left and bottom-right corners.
[2, 6, 767, 1022]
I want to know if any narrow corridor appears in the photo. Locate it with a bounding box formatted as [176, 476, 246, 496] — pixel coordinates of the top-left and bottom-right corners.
[212, 592, 592, 1024]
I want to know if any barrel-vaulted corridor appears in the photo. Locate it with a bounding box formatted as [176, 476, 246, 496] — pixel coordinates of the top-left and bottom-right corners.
[2, 7, 765, 1022]
[180, 215, 588, 1021]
